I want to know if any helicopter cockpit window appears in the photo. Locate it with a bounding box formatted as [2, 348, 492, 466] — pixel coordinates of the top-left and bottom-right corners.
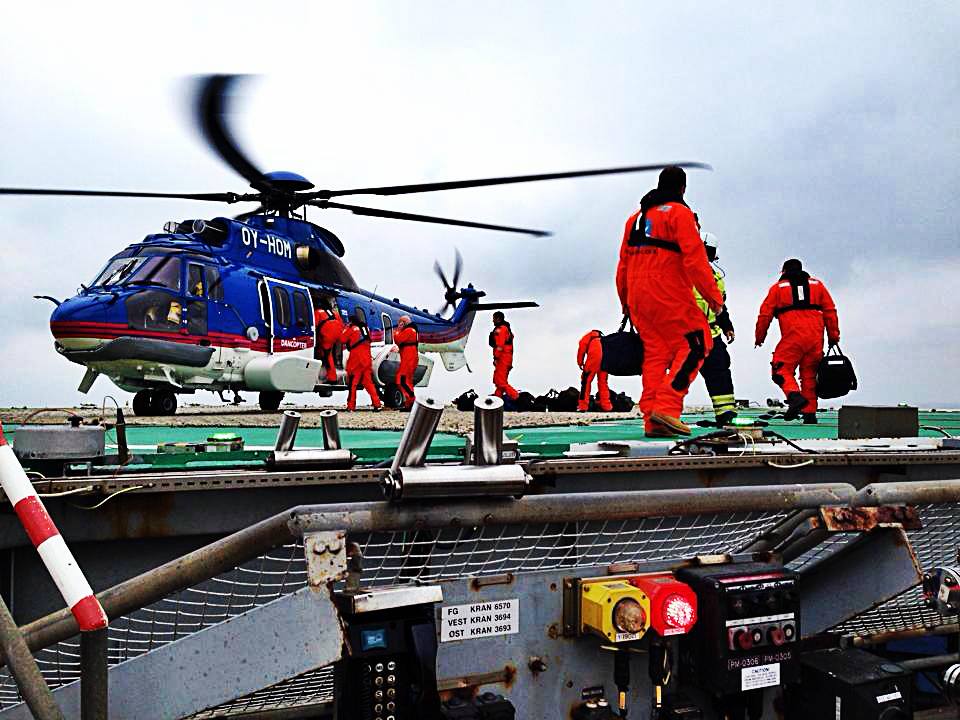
[91, 257, 145, 287]
[271, 286, 291, 327]
[125, 256, 182, 291]
[292, 290, 311, 331]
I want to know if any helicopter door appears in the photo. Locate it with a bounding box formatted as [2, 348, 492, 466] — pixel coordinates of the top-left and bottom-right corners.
[185, 263, 209, 336]
[262, 277, 314, 355]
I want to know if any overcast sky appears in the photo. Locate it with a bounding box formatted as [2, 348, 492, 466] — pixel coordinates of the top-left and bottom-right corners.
[2, 1, 958, 410]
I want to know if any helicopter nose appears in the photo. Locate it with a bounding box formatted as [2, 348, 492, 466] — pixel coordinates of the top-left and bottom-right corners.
[50, 295, 111, 353]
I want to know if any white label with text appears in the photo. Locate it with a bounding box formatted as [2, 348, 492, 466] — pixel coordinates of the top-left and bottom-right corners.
[741, 662, 781, 691]
[440, 599, 519, 642]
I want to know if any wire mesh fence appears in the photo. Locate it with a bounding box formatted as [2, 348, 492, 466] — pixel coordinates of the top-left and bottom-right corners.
[1, 502, 958, 715]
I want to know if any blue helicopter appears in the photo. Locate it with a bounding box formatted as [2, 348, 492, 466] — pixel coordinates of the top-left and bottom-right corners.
[3, 75, 709, 415]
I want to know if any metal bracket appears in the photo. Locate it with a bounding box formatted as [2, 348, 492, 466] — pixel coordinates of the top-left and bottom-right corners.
[820, 504, 922, 532]
[304, 530, 347, 588]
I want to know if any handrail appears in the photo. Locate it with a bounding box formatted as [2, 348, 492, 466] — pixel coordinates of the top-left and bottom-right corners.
[13, 478, 960, 665]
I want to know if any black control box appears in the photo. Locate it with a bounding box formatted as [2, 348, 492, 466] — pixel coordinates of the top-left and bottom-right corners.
[336, 603, 440, 720]
[677, 563, 800, 695]
[785, 649, 911, 720]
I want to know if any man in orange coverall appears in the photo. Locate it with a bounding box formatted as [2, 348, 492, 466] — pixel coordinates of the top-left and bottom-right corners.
[314, 303, 344, 383]
[340, 310, 382, 411]
[490, 311, 520, 401]
[392, 315, 419, 410]
[577, 329, 612, 412]
[755, 258, 840, 423]
[616, 166, 723, 437]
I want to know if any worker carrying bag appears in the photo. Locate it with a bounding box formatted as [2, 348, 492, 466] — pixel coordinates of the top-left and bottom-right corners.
[599, 316, 644, 376]
[816, 345, 858, 399]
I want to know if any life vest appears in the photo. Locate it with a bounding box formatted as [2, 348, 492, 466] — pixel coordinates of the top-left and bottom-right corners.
[489, 322, 514, 348]
[347, 324, 370, 350]
[316, 308, 338, 328]
[397, 324, 419, 348]
[773, 272, 823, 317]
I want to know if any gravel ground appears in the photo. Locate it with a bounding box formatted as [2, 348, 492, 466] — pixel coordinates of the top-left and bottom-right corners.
[0, 405, 642, 434]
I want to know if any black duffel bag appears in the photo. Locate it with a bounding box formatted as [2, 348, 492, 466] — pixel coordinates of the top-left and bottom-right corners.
[453, 389, 479, 411]
[599, 316, 644, 376]
[816, 345, 858, 399]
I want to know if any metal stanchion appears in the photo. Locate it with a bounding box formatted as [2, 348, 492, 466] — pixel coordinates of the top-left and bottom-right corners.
[273, 411, 302, 452]
[319, 410, 342, 450]
[473, 396, 504, 465]
[389, 397, 443, 475]
[0, 597, 63, 720]
[80, 628, 108, 720]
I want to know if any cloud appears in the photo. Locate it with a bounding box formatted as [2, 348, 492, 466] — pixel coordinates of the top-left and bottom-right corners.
[1, 2, 958, 408]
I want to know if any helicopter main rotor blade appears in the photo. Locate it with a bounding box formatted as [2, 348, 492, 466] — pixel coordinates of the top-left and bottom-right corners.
[195, 74, 274, 193]
[312, 161, 712, 199]
[0, 187, 251, 202]
[235, 205, 267, 222]
[316, 201, 552, 237]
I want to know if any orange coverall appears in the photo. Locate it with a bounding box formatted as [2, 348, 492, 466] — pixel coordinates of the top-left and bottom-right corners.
[340, 322, 382, 411]
[616, 201, 722, 432]
[577, 330, 611, 411]
[755, 273, 840, 413]
[393, 324, 420, 409]
[314, 308, 344, 383]
[490, 322, 520, 401]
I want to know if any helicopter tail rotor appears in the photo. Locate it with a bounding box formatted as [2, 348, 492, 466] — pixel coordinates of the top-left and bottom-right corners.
[434, 249, 464, 317]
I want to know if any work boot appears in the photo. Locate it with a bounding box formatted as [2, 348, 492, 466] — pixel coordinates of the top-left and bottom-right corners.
[715, 410, 738, 426]
[802, 413, 818, 424]
[645, 424, 679, 438]
[783, 392, 808, 421]
[648, 411, 691, 436]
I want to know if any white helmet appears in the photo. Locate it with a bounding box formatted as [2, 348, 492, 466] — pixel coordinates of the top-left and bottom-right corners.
[700, 231, 718, 250]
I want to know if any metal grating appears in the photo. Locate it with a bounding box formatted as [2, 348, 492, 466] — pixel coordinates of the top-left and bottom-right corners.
[186, 667, 335, 719]
[2, 503, 959, 715]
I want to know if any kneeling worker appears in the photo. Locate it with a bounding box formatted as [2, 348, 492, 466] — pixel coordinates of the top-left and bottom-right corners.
[577, 329, 612, 412]
[340, 310, 382, 411]
[616, 166, 723, 437]
[490, 311, 520, 401]
[393, 315, 419, 410]
[755, 259, 840, 422]
[694, 230, 738, 424]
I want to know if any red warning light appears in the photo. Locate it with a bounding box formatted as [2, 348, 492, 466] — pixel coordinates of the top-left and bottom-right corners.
[629, 573, 698, 636]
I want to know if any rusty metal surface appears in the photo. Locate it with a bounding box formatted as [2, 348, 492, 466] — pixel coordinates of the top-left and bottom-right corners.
[527, 450, 960, 477]
[856, 479, 960, 505]
[289, 483, 858, 535]
[303, 531, 347, 589]
[820, 504, 923, 531]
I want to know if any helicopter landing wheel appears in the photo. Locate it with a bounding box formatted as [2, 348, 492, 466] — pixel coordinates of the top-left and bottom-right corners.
[151, 389, 178, 416]
[382, 384, 404, 409]
[259, 391, 284, 413]
[132, 390, 154, 417]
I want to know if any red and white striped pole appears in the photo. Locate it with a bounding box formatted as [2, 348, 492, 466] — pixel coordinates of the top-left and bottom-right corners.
[0, 424, 107, 631]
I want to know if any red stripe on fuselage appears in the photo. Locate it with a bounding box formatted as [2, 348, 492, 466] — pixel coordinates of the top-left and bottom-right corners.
[49, 321, 317, 353]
